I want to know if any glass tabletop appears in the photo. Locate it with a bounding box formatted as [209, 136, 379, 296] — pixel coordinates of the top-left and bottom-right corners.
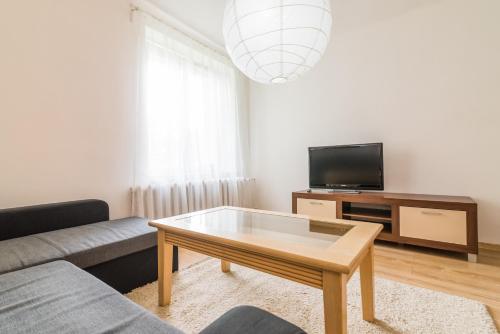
[171, 208, 353, 249]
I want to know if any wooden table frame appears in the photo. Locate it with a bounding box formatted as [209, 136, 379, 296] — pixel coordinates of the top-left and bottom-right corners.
[150, 207, 382, 334]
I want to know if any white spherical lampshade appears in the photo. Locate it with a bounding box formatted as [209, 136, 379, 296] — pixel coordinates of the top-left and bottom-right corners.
[223, 0, 332, 84]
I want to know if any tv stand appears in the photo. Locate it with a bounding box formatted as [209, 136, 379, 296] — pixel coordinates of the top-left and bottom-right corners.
[292, 190, 478, 261]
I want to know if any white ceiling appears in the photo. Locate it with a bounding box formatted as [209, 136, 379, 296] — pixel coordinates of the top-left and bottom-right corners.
[146, 0, 437, 50]
[149, 0, 227, 46]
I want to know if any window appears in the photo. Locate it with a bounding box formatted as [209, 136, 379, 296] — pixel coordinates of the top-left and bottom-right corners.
[135, 21, 248, 186]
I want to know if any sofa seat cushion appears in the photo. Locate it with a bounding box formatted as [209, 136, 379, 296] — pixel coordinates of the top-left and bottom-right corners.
[0, 236, 65, 274]
[199, 305, 306, 334]
[35, 217, 155, 269]
[0, 217, 155, 275]
[0, 261, 183, 334]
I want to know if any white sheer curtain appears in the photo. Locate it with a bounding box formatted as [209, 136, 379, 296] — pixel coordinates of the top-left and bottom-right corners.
[132, 14, 253, 218]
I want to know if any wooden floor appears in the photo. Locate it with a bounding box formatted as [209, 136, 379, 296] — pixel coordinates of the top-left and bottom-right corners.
[179, 243, 500, 331]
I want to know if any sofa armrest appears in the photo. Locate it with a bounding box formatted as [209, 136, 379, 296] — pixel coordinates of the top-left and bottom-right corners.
[0, 200, 109, 241]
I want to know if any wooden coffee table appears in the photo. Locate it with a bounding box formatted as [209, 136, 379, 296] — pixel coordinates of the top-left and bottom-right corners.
[149, 207, 382, 334]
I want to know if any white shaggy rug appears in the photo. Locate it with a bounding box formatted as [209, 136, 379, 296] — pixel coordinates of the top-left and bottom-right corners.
[126, 259, 497, 334]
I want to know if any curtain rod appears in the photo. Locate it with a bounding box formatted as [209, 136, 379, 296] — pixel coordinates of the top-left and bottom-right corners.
[129, 3, 228, 58]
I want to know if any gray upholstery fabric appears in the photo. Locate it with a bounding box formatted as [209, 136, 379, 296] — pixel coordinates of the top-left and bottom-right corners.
[0, 217, 155, 274]
[0, 261, 183, 334]
[0, 236, 65, 274]
[200, 305, 306, 334]
[35, 217, 155, 268]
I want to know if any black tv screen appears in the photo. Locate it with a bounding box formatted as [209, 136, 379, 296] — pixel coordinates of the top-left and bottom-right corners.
[309, 143, 384, 191]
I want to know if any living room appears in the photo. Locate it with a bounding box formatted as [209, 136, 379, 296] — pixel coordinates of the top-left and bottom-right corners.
[0, 0, 499, 333]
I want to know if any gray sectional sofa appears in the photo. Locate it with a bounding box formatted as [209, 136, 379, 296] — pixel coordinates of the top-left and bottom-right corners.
[0, 199, 178, 293]
[0, 200, 306, 334]
[0, 261, 305, 334]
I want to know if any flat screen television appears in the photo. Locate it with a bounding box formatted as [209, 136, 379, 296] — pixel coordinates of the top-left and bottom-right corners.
[309, 143, 384, 191]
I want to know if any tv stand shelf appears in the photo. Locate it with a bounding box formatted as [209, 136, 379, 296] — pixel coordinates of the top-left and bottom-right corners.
[292, 190, 478, 261]
[342, 207, 392, 222]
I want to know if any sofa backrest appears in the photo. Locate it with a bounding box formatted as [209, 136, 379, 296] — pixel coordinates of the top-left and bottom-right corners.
[0, 200, 109, 241]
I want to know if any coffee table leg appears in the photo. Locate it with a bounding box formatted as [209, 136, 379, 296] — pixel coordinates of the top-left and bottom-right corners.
[323, 271, 347, 334]
[157, 230, 173, 306]
[360, 245, 375, 322]
[221, 260, 231, 273]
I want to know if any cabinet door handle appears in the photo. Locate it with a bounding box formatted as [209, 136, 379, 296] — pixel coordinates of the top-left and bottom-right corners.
[421, 211, 443, 216]
[309, 201, 324, 206]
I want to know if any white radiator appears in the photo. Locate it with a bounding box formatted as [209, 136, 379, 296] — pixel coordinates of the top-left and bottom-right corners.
[131, 178, 255, 219]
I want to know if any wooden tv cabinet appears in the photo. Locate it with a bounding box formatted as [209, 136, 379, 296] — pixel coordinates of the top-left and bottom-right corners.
[292, 191, 478, 261]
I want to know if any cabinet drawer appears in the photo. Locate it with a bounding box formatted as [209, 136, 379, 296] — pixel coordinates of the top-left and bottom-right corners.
[400, 207, 467, 245]
[297, 198, 336, 219]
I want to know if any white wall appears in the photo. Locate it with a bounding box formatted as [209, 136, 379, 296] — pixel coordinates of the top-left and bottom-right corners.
[249, 0, 500, 243]
[0, 0, 137, 218]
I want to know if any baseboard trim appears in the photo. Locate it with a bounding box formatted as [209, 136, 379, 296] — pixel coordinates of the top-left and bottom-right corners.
[479, 242, 500, 251]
